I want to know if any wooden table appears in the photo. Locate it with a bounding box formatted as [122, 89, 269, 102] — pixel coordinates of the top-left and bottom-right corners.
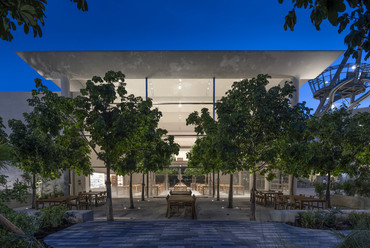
[36, 196, 78, 210]
[166, 195, 196, 219]
[79, 192, 102, 207]
[170, 190, 191, 195]
[257, 191, 283, 206]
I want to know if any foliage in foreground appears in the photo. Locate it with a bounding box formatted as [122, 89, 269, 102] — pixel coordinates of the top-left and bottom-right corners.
[0, 0, 88, 41]
[0, 204, 70, 247]
[298, 210, 370, 230]
[0, 204, 41, 247]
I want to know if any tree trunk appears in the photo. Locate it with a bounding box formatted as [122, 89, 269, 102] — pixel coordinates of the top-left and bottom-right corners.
[106, 163, 114, 221]
[208, 173, 212, 196]
[141, 173, 145, 201]
[212, 168, 215, 198]
[129, 173, 134, 209]
[146, 173, 149, 197]
[217, 171, 220, 201]
[0, 214, 25, 235]
[31, 173, 36, 209]
[228, 173, 233, 208]
[289, 175, 295, 195]
[250, 172, 257, 221]
[326, 171, 331, 208]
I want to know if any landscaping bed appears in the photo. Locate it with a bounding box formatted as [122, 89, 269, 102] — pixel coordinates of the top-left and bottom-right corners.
[0, 205, 78, 248]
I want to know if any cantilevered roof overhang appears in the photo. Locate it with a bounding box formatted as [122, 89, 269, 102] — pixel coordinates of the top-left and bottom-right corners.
[16, 50, 344, 155]
[16, 50, 344, 88]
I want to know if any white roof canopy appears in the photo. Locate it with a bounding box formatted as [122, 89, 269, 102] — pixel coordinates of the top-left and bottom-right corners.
[16, 50, 344, 152]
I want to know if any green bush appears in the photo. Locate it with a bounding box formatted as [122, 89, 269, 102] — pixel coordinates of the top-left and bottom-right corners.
[343, 180, 357, 196]
[0, 204, 41, 248]
[338, 230, 370, 248]
[313, 182, 326, 199]
[354, 173, 370, 197]
[299, 211, 325, 229]
[349, 212, 370, 230]
[40, 205, 68, 228]
[298, 209, 344, 229]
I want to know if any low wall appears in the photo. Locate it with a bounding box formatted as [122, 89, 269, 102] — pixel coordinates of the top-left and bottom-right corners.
[331, 195, 370, 209]
[17, 209, 94, 223]
[270, 209, 370, 223]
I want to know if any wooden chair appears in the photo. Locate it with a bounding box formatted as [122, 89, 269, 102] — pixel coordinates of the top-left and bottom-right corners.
[78, 194, 90, 210]
[68, 198, 80, 210]
[287, 196, 299, 210]
[274, 195, 286, 210]
[184, 195, 196, 219]
[166, 195, 179, 218]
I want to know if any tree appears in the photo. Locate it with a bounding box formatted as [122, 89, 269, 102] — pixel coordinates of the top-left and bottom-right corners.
[0, 117, 9, 165]
[306, 108, 369, 207]
[138, 129, 179, 202]
[114, 127, 179, 209]
[0, 0, 88, 41]
[0, 117, 29, 206]
[216, 75, 308, 220]
[187, 108, 231, 204]
[279, 0, 370, 59]
[7, 82, 92, 208]
[72, 70, 178, 219]
[270, 102, 313, 194]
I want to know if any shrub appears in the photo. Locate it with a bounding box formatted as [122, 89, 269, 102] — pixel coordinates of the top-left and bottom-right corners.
[338, 230, 370, 248]
[313, 182, 325, 199]
[299, 211, 325, 229]
[354, 174, 370, 197]
[40, 205, 68, 229]
[349, 212, 370, 230]
[342, 180, 357, 196]
[330, 182, 343, 194]
[0, 204, 41, 248]
[298, 209, 344, 229]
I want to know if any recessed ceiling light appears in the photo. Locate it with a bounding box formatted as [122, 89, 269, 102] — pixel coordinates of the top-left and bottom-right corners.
[178, 85, 182, 90]
[178, 103, 182, 108]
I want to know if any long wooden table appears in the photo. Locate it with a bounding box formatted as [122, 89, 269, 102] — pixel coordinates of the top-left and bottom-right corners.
[36, 196, 78, 210]
[256, 191, 283, 206]
[166, 195, 196, 219]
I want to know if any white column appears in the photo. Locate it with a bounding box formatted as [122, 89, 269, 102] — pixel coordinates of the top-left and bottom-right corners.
[61, 76, 72, 196]
[61, 76, 71, 98]
[291, 77, 300, 106]
[264, 177, 271, 191]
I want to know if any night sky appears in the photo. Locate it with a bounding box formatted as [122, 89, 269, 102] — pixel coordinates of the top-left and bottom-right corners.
[0, 0, 355, 110]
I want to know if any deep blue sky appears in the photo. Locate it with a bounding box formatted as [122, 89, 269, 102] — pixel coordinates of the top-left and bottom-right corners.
[0, 0, 355, 110]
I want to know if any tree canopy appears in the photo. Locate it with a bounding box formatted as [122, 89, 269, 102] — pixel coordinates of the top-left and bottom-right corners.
[215, 74, 311, 220]
[279, 0, 370, 59]
[307, 108, 370, 207]
[0, 0, 88, 41]
[7, 80, 92, 208]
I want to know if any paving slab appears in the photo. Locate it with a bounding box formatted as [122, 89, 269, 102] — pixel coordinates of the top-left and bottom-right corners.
[44, 220, 342, 248]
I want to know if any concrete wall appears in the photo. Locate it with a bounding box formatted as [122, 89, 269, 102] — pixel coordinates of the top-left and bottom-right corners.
[0, 92, 33, 133]
[331, 195, 370, 209]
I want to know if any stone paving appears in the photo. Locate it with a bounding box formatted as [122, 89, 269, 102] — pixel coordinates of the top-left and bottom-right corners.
[44, 220, 342, 248]
[44, 197, 344, 248]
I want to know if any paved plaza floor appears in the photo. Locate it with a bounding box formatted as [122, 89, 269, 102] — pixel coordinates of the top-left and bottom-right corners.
[44, 197, 344, 247]
[44, 220, 342, 248]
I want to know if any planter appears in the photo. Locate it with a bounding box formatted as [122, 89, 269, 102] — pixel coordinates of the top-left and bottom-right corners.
[331, 195, 370, 209]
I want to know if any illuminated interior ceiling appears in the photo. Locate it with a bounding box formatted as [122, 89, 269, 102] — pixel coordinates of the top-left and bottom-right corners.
[17, 50, 344, 157]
